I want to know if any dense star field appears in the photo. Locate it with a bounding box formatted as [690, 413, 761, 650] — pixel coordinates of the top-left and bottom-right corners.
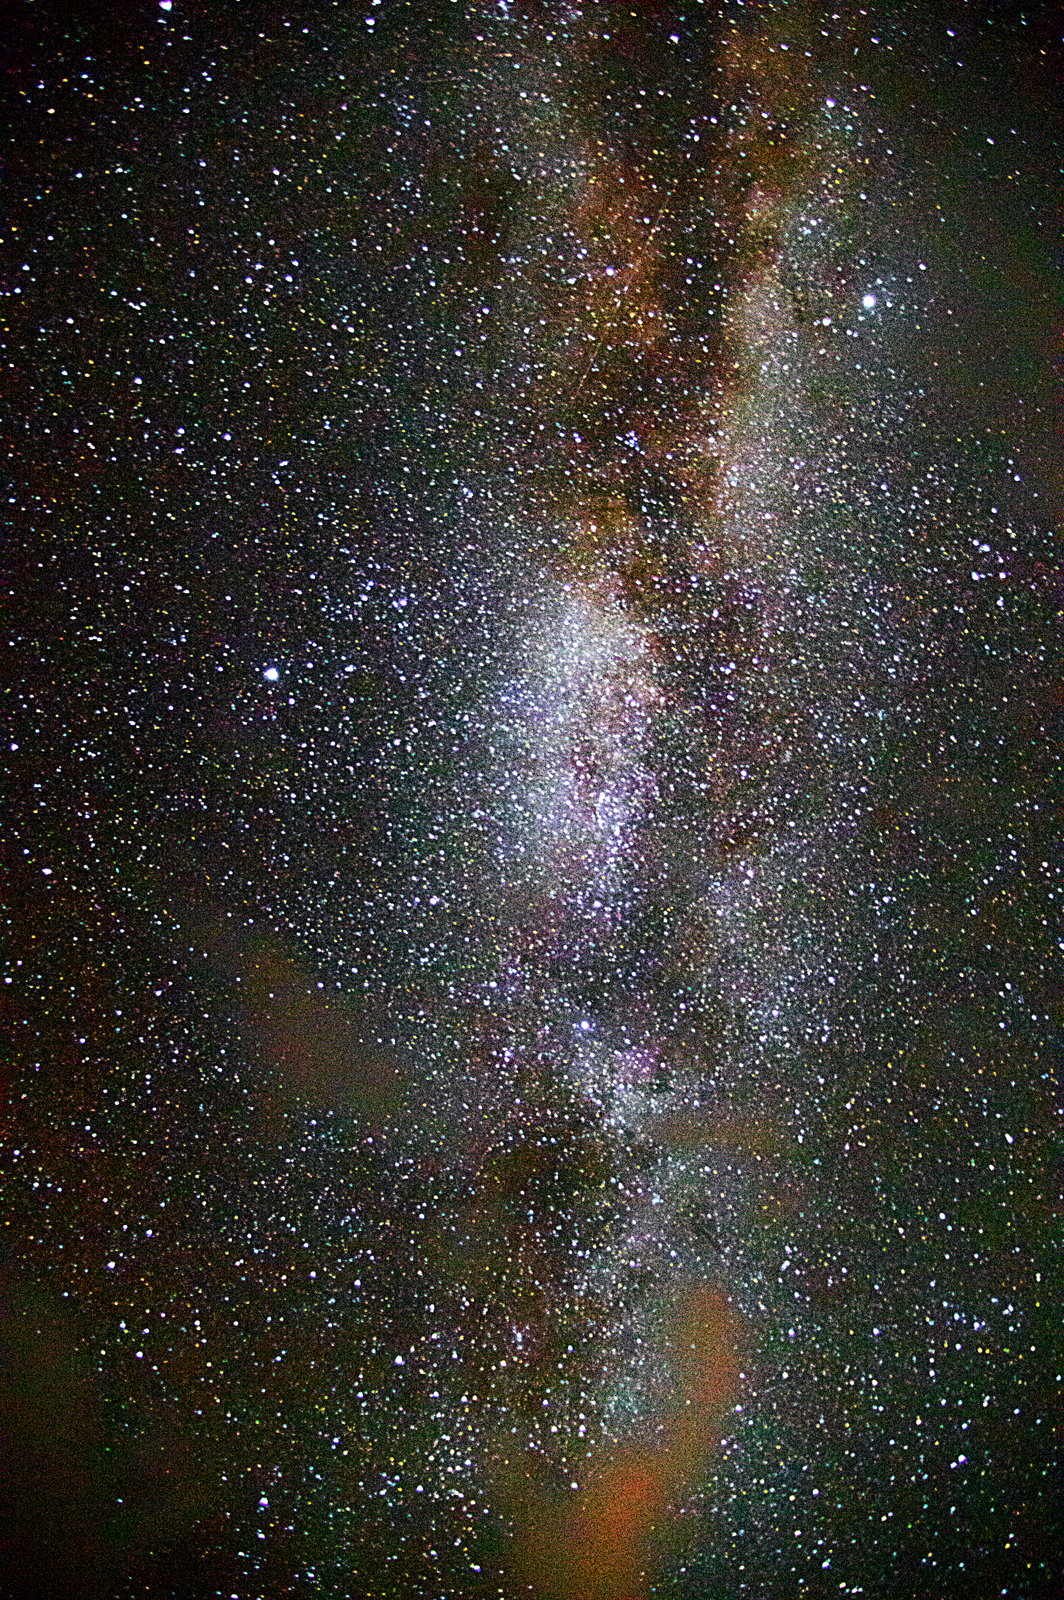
[3, 2, 1060, 1597]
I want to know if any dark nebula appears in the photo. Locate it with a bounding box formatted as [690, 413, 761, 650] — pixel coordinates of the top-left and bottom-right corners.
[4, 2, 1060, 1597]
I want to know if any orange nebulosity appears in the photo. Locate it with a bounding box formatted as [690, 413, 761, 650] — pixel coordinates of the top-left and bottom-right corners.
[505, 1287, 742, 1600]
[181, 901, 404, 1126]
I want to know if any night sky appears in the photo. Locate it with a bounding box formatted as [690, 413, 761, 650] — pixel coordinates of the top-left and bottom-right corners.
[4, 2, 1061, 1597]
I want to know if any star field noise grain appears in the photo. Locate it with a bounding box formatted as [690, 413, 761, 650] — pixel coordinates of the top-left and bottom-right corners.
[4, 1, 1060, 1597]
